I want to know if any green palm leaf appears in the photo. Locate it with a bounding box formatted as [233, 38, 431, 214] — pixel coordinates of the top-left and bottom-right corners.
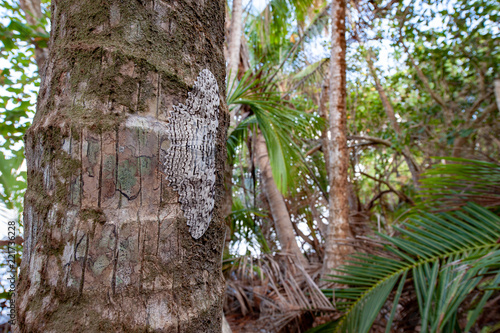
[227, 70, 323, 193]
[288, 57, 329, 91]
[320, 203, 500, 333]
[230, 196, 270, 253]
[419, 157, 500, 211]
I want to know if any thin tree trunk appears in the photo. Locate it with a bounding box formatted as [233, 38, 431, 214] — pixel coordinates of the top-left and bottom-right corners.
[321, 0, 352, 279]
[228, 0, 242, 89]
[227, 0, 243, 132]
[365, 49, 420, 188]
[16, 1, 227, 332]
[494, 79, 500, 115]
[222, 0, 245, 259]
[452, 136, 468, 157]
[254, 133, 307, 265]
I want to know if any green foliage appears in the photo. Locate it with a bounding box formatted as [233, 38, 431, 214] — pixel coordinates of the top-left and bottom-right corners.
[230, 197, 270, 253]
[0, 1, 49, 214]
[319, 203, 500, 333]
[227, 69, 323, 193]
[392, 0, 499, 151]
[246, 0, 329, 69]
[419, 158, 500, 211]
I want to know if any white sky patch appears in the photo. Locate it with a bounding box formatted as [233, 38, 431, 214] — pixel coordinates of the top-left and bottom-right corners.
[243, 0, 268, 13]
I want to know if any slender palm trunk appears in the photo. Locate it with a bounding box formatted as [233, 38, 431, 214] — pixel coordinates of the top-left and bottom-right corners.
[223, 0, 244, 256]
[494, 79, 500, 117]
[321, 0, 352, 278]
[228, 0, 242, 89]
[16, 1, 227, 332]
[255, 133, 307, 265]
[224, 0, 244, 214]
[222, 7, 242, 331]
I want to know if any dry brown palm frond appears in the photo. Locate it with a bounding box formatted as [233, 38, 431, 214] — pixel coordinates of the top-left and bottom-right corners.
[224, 253, 334, 332]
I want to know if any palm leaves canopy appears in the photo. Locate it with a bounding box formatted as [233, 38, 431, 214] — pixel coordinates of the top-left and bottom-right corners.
[318, 203, 500, 333]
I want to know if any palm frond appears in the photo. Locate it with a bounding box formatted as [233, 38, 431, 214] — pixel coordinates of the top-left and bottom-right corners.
[418, 157, 500, 211]
[288, 57, 329, 91]
[226, 114, 256, 164]
[230, 197, 270, 253]
[246, 0, 329, 73]
[246, 0, 293, 65]
[227, 70, 323, 193]
[322, 203, 500, 333]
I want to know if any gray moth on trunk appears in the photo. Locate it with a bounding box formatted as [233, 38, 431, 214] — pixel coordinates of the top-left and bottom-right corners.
[164, 69, 220, 239]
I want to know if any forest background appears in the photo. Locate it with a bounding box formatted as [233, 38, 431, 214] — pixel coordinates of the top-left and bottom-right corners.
[0, 0, 499, 332]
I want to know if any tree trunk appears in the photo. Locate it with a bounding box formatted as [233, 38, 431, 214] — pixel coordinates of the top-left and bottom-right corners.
[228, 0, 242, 90]
[365, 49, 420, 188]
[254, 133, 307, 265]
[494, 79, 500, 115]
[222, 0, 244, 258]
[16, 1, 227, 332]
[321, 0, 352, 278]
[452, 136, 468, 158]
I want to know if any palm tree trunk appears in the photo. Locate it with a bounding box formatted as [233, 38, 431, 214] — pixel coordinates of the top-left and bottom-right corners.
[255, 133, 307, 265]
[321, 0, 352, 278]
[223, 0, 244, 259]
[228, 0, 243, 89]
[16, 0, 227, 332]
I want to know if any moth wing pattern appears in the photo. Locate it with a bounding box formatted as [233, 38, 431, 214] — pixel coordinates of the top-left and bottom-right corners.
[163, 69, 220, 239]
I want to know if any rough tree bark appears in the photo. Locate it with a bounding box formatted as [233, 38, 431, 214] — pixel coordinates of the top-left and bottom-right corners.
[254, 133, 307, 265]
[321, 0, 352, 279]
[16, 0, 227, 332]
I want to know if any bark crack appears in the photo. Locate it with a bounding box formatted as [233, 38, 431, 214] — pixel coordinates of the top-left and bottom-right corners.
[78, 234, 90, 298]
[98, 132, 103, 207]
[111, 225, 119, 295]
[115, 127, 121, 208]
[156, 72, 161, 119]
